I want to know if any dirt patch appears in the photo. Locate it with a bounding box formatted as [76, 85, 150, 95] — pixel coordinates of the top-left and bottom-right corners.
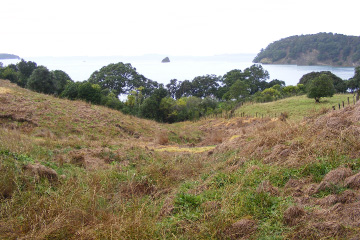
[159, 196, 175, 217]
[294, 221, 345, 239]
[222, 219, 257, 240]
[345, 172, 360, 189]
[68, 149, 108, 170]
[315, 167, 353, 193]
[23, 163, 58, 182]
[283, 205, 305, 226]
[119, 180, 156, 199]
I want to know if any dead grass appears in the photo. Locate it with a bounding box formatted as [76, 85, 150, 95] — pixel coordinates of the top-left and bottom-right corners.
[3, 79, 360, 239]
[155, 130, 169, 145]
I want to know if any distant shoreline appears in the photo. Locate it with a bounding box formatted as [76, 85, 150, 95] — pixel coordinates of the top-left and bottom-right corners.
[0, 53, 20, 60]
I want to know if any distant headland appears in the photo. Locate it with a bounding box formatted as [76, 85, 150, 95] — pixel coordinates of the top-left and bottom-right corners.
[253, 33, 360, 67]
[0, 53, 20, 60]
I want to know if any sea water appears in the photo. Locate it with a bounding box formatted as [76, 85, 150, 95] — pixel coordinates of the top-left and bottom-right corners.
[0, 54, 355, 86]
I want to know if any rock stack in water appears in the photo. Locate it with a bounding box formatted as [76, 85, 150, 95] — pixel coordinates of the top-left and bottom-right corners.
[161, 57, 170, 63]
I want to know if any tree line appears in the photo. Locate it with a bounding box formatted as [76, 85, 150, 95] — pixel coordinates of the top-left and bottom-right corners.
[1, 59, 360, 122]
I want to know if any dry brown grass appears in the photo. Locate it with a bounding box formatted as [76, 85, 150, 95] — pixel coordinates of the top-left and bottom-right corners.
[155, 130, 169, 145]
[3, 79, 360, 239]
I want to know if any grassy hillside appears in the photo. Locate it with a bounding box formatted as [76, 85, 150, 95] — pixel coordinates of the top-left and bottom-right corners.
[237, 94, 355, 120]
[1, 79, 360, 239]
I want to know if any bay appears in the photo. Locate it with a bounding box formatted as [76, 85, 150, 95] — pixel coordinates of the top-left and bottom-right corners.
[1, 54, 355, 87]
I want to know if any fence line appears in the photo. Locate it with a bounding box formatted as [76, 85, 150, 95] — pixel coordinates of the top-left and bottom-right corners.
[198, 95, 358, 122]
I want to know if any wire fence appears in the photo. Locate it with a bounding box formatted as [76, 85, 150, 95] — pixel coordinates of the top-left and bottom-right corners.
[199, 94, 359, 121]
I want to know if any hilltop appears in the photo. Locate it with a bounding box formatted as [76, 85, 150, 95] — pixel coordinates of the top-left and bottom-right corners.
[1, 79, 360, 239]
[253, 33, 360, 67]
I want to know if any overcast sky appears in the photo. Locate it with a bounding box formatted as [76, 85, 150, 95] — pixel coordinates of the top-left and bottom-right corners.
[2, 0, 359, 57]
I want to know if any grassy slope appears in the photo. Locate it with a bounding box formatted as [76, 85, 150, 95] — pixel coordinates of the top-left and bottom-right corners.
[1, 80, 360, 239]
[237, 94, 355, 120]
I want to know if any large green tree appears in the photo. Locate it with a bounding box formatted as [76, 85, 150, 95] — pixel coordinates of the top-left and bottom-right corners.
[191, 74, 220, 98]
[224, 80, 250, 100]
[139, 88, 168, 122]
[52, 70, 73, 95]
[306, 74, 335, 103]
[88, 62, 152, 97]
[299, 71, 347, 93]
[16, 59, 37, 87]
[27, 66, 55, 94]
[243, 64, 270, 94]
[175, 80, 193, 99]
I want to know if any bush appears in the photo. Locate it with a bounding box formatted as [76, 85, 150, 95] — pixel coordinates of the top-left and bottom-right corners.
[27, 66, 55, 94]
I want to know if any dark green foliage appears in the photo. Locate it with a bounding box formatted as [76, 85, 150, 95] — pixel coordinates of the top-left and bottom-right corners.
[191, 74, 220, 98]
[348, 66, 360, 92]
[243, 64, 270, 94]
[166, 79, 178, 98]
[254, 33, 360, 66]
[88, 62, 157, 97]
[299, 71, 347, 93]
[0, 67, 19, 83]
[139, 88, 168, 121]
[78, 82, 102, 104]
[16, 59, 37, 87]
[175, 80, 193, 99]
[60, 82, 81, 100]
[268, 79, 285, 88]
[27, 66, 55, 94]
[101, 92, 124, 110]
[306, 74, 335, 102]
[52, 70, 73, 95]
[224, 80, 249, 100]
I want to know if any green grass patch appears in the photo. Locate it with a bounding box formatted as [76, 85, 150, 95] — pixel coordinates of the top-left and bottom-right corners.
[237, 94, 354, 120]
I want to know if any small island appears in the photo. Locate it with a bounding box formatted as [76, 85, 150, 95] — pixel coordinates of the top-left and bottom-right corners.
[0, 53, 20, 60]
[253, 33, 360, 67]
[161, 57, 170, 63]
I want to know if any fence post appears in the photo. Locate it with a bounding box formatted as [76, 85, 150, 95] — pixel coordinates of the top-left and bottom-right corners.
[342, 101, 345, 108]
[338, 103, 341, 110]
[348, 97, 350, 105]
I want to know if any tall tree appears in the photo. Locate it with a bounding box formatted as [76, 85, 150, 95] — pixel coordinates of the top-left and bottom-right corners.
[191, 74, 220, 98]
[306, 74, 335, 103]
[224, 80, 250, 100]
[52, 70, 73, 95]
[243, 64, 270, 94]
[166, 79, 179, 99]
[175, 80, 193, 99]
[299, 71, 347, 93]
[88, 62, 141, 96]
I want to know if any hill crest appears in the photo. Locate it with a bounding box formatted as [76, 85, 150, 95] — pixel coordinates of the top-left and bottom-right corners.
[253, 32, 360, 67]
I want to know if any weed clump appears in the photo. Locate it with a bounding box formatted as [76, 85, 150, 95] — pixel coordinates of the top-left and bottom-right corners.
[155, 130, 169, 145]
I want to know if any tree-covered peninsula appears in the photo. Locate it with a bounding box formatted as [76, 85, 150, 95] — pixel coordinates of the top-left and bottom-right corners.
[253, 33, 360, 67]
[0, 53, 20, 60]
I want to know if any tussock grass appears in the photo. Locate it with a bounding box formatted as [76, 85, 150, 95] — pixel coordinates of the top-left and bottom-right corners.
[2, 80, 360, 239]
